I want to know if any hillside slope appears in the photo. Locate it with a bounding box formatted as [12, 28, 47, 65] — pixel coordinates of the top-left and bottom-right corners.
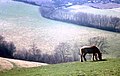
[0, 57, 48, 71]
[0, 58, 120, 76]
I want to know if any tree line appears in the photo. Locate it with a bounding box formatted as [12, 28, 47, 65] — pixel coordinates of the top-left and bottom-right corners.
[40, 7, 120, 32]
[53, 0, 120, 6]
[13, 42, 80, 64]
[74, 12, 120, 32]
[13, 0, 120, 8]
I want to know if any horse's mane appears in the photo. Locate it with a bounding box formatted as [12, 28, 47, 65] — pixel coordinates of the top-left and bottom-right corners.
[81, 45, 97, 49]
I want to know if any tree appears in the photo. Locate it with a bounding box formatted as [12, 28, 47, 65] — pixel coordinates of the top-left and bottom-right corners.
[88, 36, 108, 54]
[71, 43, 80, 61]
[28, 41, 42, 61]
[110, 17, 120, 32]
[54, 42, 72, 63]
[0, 35, 16, 58]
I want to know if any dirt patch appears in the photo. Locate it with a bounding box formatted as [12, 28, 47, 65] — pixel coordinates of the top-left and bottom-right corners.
[6, 58, 48, 68]
[0, 57, 13, 71]
[0, 57, 48, 71]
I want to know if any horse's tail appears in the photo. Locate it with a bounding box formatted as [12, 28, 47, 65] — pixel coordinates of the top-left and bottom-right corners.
[79, 47, 82, 55]
[79, 47, 84, 62]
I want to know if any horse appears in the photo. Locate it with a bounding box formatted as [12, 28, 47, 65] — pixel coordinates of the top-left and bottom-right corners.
[80, 46, 102, 62]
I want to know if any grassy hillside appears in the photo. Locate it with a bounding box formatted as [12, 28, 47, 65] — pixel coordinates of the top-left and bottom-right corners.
[0, 58, 120, 76]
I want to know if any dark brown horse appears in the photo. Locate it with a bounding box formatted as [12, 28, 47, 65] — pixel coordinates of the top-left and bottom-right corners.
[80, 46, 102, 62]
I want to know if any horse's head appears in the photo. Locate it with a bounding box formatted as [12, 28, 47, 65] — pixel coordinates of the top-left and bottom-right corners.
[98, 53, 102, 60]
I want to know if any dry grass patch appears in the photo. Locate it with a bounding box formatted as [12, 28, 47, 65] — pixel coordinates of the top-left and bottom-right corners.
[0, 57, 48, 71]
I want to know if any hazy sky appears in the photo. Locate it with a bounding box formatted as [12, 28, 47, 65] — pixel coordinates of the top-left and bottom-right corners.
[0, 0, 12, 3]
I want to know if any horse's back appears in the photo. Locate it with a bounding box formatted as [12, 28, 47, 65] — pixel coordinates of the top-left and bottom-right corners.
[80, 46, 100, 54]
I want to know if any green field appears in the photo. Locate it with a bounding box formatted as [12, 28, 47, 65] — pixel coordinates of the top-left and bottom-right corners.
[0, 58, 120, 76]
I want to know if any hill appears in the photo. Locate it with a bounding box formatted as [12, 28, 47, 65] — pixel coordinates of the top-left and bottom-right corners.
[0, 58, 120, 76]
[0, 57, 48, 71]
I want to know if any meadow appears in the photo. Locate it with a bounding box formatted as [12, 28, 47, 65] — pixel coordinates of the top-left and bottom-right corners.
[0, 58, 120, 76]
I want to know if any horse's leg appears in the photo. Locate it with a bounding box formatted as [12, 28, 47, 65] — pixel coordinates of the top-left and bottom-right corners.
[83, 53, 87, 61]
[81, 54, 83, 62]
[93, 53, 95, 61]
[95, 53, 98, 61]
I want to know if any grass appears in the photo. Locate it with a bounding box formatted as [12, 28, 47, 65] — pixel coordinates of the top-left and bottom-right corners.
[0, 58, 120, 76]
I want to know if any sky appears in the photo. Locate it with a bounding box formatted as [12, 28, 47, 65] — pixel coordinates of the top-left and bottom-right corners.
[0, 0, 12, 3]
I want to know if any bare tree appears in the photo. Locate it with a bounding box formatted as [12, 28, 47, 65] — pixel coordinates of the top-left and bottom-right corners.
[110, 17, 120, 31]
[0, 35, 4, 42]
[54, 42, 73, 63]
[28, 41, 42, 61]
[71, 43, 80, 61]
[88, 36, 108, 54]
[13, 48, 28, 60]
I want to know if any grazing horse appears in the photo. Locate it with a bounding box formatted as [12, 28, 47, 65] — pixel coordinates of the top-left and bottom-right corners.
[80, 46, 102, 62]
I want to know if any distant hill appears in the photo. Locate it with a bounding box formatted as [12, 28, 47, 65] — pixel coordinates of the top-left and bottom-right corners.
[40, 4, 120, 32]
[13, 0, 120, 7]
[13, 0, 52, 6]
[13, 0, 120, 32]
